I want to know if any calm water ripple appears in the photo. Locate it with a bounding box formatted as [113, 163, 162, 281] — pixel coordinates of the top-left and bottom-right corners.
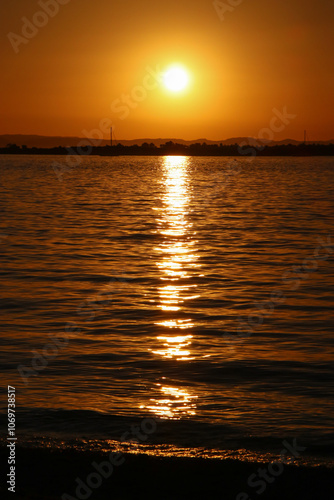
[0, 155, 333, 465]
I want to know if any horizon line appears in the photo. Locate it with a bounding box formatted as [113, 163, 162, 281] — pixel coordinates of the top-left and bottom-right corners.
[1, 133, 334, 143]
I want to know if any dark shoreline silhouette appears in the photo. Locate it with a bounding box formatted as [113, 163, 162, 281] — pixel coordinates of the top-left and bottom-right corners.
[1, 141, 334, 156]
[0, 446, 332, 500]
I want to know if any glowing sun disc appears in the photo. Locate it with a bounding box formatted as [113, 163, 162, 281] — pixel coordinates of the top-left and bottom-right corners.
[163, 66, 189, 92]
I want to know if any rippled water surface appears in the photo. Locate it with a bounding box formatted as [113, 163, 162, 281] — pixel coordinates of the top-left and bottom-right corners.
[0, 155, 333, 465]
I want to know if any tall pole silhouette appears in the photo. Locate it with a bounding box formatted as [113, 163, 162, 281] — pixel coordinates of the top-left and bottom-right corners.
[110, 127, 113, 147]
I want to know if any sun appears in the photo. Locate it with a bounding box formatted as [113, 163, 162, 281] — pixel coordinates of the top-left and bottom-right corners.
[163, 65, 189, 92]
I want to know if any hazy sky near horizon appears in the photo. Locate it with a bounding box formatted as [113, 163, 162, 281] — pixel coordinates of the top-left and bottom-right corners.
[1, 0, 333, 141]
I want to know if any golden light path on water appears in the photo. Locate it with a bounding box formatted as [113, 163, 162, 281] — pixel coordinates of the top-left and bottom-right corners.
[142, 157, 201, 419]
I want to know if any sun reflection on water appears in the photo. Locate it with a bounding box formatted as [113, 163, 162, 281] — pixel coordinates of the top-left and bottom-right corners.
[144, 157, 201, 418]
[152, 334, 194, 360]
[142, 385, 198, 420]
[155, 156, 200, 317]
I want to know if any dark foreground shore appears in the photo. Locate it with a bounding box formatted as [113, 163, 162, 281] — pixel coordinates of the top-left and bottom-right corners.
[1, 446, 333, 500]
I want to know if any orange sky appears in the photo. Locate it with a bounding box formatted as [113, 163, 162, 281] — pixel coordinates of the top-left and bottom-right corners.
[1, 0, 333, 141]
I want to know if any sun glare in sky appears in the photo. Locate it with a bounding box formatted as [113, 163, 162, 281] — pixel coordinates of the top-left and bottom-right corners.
[1, 1, 334, 139]
[163, 65, 190, 92]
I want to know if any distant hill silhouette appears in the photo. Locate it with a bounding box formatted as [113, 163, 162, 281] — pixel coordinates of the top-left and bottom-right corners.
[1, 134, 333, 149]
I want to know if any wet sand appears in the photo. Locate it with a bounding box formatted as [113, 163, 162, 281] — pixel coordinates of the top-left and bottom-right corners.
[1, 446, 333, 500]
